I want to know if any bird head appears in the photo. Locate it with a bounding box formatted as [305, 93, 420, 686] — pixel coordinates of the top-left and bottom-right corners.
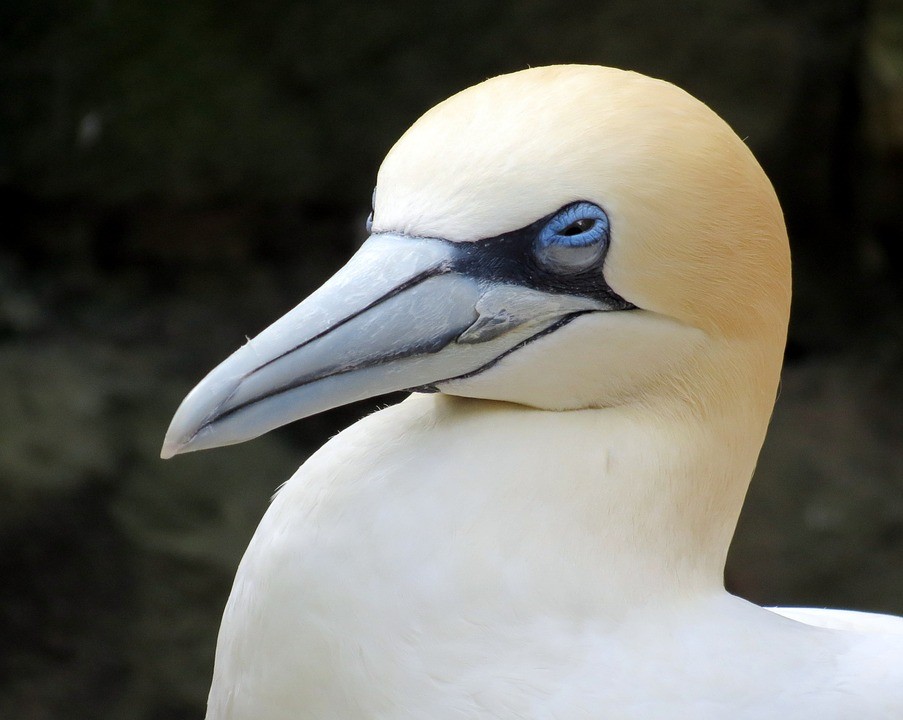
[162, 65, 790, 458]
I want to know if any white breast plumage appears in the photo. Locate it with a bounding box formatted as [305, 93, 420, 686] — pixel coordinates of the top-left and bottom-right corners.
[163, 65, 903, 719]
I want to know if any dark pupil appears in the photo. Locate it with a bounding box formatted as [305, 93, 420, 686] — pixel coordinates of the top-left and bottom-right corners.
[561, 218, 594, 236]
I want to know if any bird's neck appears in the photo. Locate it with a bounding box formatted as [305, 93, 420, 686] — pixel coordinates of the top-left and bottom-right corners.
[411, 350, 776, 616]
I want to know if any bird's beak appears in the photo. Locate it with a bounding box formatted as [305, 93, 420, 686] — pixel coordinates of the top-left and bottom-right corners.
[161, 233, 609, 458]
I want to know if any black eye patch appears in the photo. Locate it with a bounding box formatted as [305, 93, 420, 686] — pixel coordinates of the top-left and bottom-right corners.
[446, 203, 634, 310]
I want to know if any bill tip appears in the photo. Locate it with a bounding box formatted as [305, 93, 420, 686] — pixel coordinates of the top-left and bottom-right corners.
[160, 438, 185, 460]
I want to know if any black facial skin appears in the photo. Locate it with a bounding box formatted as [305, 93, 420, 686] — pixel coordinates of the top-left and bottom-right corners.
[406, 201, 636, 391]
[445, 202, 634, 310]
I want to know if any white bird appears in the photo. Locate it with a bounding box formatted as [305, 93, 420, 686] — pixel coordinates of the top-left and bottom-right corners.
[162, 65, 903, 719]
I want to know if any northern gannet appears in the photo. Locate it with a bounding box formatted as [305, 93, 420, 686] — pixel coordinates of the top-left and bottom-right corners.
[162, 65, 903, 719]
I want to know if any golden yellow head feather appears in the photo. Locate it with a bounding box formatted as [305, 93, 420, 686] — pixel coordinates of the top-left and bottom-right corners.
[375, 65, 790, 344]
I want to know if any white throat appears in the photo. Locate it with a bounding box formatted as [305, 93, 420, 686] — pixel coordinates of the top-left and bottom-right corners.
[270, 379, 772, 620]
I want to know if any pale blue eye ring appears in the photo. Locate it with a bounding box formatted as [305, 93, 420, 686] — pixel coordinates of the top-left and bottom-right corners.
[535, 202, 610, 273]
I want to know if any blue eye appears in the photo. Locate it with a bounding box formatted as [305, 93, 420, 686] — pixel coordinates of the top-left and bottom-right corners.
[535, 202, 610, 273]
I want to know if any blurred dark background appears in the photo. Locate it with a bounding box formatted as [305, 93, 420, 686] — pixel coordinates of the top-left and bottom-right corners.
[2, 1, 902, 718]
